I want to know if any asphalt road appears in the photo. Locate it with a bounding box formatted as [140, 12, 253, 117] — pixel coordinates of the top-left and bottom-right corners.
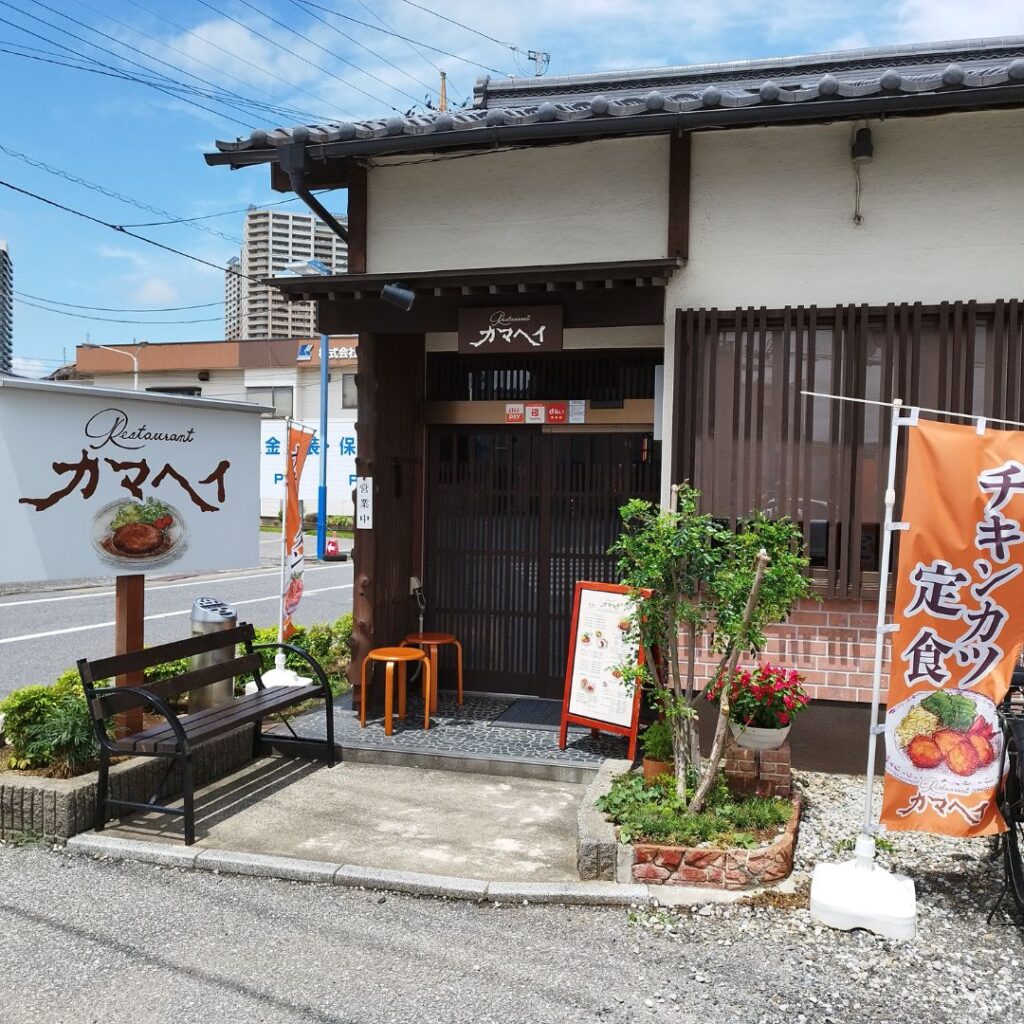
[0, 533, 353, 698]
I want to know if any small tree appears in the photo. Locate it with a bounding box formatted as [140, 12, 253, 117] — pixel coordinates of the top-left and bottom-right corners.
[610, 484, 811, 811]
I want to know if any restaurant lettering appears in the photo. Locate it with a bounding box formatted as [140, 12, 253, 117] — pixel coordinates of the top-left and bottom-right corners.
[458, 306, 563, 354]
[85, 407, 196, 451]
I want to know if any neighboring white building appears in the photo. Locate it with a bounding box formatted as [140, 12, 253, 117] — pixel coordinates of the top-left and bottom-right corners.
[0, 240, 12, 374]
[224, 207, 348, 340]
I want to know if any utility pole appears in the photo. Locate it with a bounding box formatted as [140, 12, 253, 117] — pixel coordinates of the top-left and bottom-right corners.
[439, 71, 447, 112]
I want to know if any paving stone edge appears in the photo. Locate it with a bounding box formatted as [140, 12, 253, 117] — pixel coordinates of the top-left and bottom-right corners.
[64, 832, 659, 907]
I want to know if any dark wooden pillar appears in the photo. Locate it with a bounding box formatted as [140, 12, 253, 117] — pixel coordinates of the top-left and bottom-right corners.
[114, 574, 144, 736]
[347, 332, 426, 709]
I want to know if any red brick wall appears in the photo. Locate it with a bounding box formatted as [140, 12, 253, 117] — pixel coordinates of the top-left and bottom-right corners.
[688, 597, 890, 705]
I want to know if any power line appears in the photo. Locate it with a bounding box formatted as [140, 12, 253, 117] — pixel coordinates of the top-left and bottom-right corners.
[0, 176, 261, 282]
[294, 0, 512, 78]
[20, 0, 323, 124]
[69, 0, 332, 124]
[228, 0, 427, 106]
[351, 0, 459, 98]
[14, 291, 224, 312]
[278, 0, 437, 100]
[15, 297, 223, 325]
[395, 0, 512, 49]
[0, 6, 261, 129]
[118, 192, 326, 228]
[122, 0, 353, 122]
[191, 0, 406, 113]
[0, 142, 244, 246]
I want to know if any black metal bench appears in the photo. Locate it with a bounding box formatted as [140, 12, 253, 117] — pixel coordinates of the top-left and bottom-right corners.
[77, 622, 335, 845]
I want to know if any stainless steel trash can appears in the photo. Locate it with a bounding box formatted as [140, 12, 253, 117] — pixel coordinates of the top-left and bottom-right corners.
[188, 597, 238, 712]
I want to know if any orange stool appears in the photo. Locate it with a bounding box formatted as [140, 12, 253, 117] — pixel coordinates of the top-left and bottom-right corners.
[360, 647, 432, 736]
[401, 632, 463, 712]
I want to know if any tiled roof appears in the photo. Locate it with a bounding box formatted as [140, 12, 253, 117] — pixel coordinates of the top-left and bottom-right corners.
[208, 37, 1024, 165]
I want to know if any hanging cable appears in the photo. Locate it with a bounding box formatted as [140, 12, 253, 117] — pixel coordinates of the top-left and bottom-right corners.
[0, 176, 261, 282]
[293, 0, 512, 77]
[122, 0, 353, 120]
[191, 0, 407, 112]
[0, 8, 261, 130]
[0, 143, 243, 246]
[14, 291, 224, 312]
[15, 298, 223, 325]
[278, 0, 437, 99]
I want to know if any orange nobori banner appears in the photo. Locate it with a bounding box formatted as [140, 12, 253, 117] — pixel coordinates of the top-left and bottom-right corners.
[281, 422, 315, 641]
[881, 418, 1024, 837]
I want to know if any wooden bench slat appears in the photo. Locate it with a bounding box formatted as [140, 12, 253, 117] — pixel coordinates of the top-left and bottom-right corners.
[85, 624, 256, 682]
[124, 685, 322, 753]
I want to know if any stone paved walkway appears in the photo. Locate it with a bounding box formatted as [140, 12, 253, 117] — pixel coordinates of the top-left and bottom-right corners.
[275, 691, 627, 769]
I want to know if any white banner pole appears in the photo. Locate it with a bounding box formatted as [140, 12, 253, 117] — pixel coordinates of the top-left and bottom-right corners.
[860, 397, 904, 839]
[275, 417, 291, 673]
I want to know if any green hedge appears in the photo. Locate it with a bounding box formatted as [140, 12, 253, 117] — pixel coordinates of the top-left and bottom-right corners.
[0, 613, 353, 773]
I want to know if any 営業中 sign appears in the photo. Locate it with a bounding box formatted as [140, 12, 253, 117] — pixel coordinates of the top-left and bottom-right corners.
[458, 306, 563, 353]
[355, 477, 373, 529]
[0, 379, 262, 583]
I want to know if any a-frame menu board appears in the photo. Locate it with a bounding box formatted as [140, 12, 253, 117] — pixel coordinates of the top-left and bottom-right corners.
[558, 581, 648, 761]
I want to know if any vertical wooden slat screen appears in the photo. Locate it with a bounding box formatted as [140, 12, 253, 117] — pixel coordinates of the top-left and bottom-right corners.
[675, 300, 1024, 600]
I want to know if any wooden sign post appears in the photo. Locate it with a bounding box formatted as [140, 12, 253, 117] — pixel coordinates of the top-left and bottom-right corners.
[114, 574, 145, 737]
[558, 581, 648, 761]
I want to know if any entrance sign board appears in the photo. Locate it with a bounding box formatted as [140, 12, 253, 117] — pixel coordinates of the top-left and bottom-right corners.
[458, 306, 564, 353]
[0, 380, 262, 583]
[881, 418, 1024, 837]
[559, 581, 648, 760]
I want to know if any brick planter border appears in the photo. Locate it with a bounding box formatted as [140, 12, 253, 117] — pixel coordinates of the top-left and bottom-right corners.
[631, 794, 802, 889]
[0, 725, 255, 842]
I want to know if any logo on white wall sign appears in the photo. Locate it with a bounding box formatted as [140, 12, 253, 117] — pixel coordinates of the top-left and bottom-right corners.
[297, 343, 314, 362]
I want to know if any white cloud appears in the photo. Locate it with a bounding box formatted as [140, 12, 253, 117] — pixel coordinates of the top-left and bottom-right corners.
[895, 0, 1024, 41]
[132, 276, 178, 305]
[96, 245, 150, 269]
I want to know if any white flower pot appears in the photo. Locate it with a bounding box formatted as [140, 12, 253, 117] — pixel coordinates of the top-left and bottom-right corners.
[730, 722, 791, 751]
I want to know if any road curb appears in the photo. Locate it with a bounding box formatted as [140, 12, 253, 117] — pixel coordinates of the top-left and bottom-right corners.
[64, 833, 664, 907]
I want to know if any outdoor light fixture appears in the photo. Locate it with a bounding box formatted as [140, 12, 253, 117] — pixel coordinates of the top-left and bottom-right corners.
[380, 282, 415, 311]
[851, 126, 874, 164]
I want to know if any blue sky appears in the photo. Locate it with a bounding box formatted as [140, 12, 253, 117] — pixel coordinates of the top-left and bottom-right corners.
[2, 0, 1022, 375]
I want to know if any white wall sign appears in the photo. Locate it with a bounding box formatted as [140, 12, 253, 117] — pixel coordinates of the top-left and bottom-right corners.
[569, 399, 586, 424]
[355, 477, 373, 529]
[0, 380, 261, 583]
[260, 419, 357, 513]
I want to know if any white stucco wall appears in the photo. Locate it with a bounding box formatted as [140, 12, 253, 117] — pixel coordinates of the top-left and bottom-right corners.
[673, 107, 1024, 310]
[366, 135, 670, 273]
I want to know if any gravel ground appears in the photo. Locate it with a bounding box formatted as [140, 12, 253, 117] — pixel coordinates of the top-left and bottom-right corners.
[1, 772, 1021, 1024]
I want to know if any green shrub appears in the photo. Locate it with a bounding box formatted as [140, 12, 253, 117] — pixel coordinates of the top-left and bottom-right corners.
[1, 686, 59, 767]
[640, 720, 674, 762]
[22, 695, 98, 777]
[596, 771, 791, 847]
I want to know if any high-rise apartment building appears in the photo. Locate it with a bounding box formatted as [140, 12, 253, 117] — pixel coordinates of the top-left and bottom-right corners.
[224, 208, 347, 340]
[0, 240, 12, 374]
[224, 255, 243, 341]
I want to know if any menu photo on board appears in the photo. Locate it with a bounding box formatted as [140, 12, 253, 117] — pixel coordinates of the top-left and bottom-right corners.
[566, 585, 641, 728]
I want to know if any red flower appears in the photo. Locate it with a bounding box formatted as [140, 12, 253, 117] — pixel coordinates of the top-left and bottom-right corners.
[778, 711, 790, 725]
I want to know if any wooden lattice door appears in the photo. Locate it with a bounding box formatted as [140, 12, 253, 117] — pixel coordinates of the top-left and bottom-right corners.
[426, 427, 659, 697]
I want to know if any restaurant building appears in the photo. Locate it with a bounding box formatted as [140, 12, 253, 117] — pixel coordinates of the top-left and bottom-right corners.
[206, 38, 1024, 731]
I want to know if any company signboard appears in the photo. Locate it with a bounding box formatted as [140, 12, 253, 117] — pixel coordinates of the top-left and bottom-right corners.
[458, 306, 563, 353]
[0, 380, 262, 583]
[260, 419, 357, 513]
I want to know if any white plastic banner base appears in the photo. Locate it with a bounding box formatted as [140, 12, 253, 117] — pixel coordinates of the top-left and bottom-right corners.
[247, 668, 313, 693]
[810, 834, 917, 941]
